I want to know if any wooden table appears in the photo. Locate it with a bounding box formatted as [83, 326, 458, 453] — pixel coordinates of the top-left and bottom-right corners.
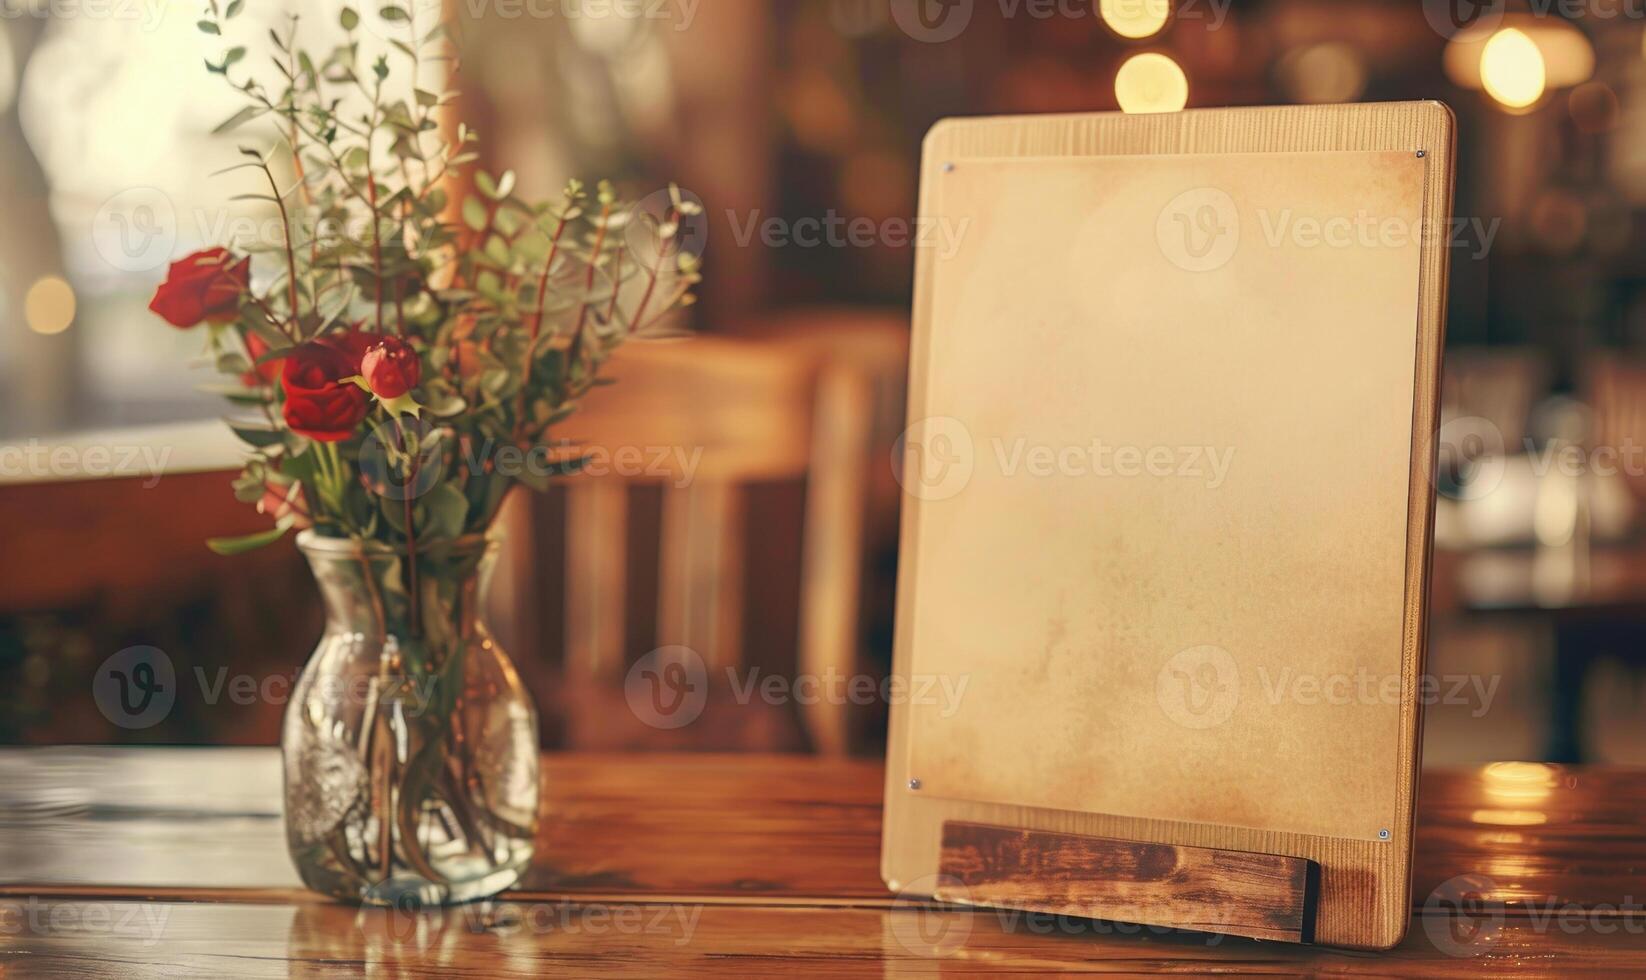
[1, 750, 1643, 976]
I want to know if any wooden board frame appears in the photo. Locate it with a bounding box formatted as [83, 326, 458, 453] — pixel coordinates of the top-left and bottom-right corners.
[882, 102, 1455, 951]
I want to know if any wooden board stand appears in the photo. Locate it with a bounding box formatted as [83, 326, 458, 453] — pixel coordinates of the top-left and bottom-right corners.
[882, 102, 1456, 951]
[938, 822, 1320, 943]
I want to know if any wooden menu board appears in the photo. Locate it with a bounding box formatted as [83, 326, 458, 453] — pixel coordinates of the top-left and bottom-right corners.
[882, 103, 1455, 950]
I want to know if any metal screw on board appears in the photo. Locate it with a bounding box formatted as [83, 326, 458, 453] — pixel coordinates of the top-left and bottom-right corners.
[909, 778, 922, 791]
[941, 162, 955, 173]
[1379, 829, 1391, 840]
[1415, 150, 1426, 158]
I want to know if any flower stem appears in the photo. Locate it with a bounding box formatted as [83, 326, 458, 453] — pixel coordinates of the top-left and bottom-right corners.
[567, 202, 614, 362]
[513, 212, 571, 446]
[260, 160, 304, 328]
[627, 205, 680, 336]
[394, 416, 422, 637]
[368, 174, 385, 333]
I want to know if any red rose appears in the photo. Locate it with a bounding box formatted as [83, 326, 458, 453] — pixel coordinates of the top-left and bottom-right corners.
[361, 337, 421, 399]
[281, 341, 370, 442]
[149, 247, 250, 329]
[242, 333, 283, 387]
[316, 328, 377, 364]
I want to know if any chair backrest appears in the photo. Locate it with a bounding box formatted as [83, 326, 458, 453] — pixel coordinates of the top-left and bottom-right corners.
[761, 310, 910, 754]
[490, 335, 873, 752]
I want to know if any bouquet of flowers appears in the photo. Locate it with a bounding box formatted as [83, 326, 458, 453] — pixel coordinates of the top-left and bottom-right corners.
[152, 3, 700, 561]
[152, 4, 702, 905]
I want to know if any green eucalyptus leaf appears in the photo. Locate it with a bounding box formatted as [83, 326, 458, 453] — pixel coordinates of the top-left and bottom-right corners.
[213, 105, 266, 135]
[229, 424, 285, 449]
[484, 235, 510, 267]
[282, 449, 320, 488]
[208, 524, 291, 556]
[424, 389, 468, 418]
[244, 316, 291, 350]
[421, 482, 469, 539]
[198, 383, 268, 406]
[380, 495, 408, 534]
[461, 196, 487, 232]
[232, 472, 266, 504]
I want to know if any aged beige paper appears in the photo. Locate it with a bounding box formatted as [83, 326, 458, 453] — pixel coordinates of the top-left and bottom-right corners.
[903, 150, 1426, 842]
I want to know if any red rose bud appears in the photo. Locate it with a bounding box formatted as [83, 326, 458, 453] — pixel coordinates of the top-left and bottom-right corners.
[280, 341, 370, 443]
[148, 247, 250, 329]
[361, 338, 421, 400]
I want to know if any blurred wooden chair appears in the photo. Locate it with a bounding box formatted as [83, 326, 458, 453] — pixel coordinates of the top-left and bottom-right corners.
[1586, 355, 1646, 504]
[758, 309, 909, 753]
[493, 332, 893, 754]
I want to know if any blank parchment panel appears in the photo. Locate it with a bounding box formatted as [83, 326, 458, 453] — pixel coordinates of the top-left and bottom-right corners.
[904, 150, 1425, 842]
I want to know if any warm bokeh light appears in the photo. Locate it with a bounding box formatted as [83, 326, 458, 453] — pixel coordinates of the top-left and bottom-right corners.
[1100, 0, 1170, 40]
[1480, 28, 1548, 110]
[1470, 808, 1549, 826]
[24, 276, 75, 335]
[1114, 53, 1188, 114]
[1482, 762, 1558, 805]
[1529, 21, 1597, 88]
[1446, 18, 1592, 97]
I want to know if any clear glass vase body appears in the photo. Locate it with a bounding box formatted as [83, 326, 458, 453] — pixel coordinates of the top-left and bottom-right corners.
[283, 531, 538, 906]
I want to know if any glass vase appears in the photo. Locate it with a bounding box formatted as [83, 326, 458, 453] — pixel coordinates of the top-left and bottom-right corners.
[283, 530, 538, 906]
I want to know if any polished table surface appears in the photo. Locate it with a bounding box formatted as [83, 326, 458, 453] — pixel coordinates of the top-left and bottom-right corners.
[1, 750, 1644, 976]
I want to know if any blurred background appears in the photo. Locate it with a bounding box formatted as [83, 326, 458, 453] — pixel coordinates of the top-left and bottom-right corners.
[4, 0, 1646, 764]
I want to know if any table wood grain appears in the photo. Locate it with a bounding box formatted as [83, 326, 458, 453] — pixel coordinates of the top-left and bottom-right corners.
[2, 750, 1643, 976]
